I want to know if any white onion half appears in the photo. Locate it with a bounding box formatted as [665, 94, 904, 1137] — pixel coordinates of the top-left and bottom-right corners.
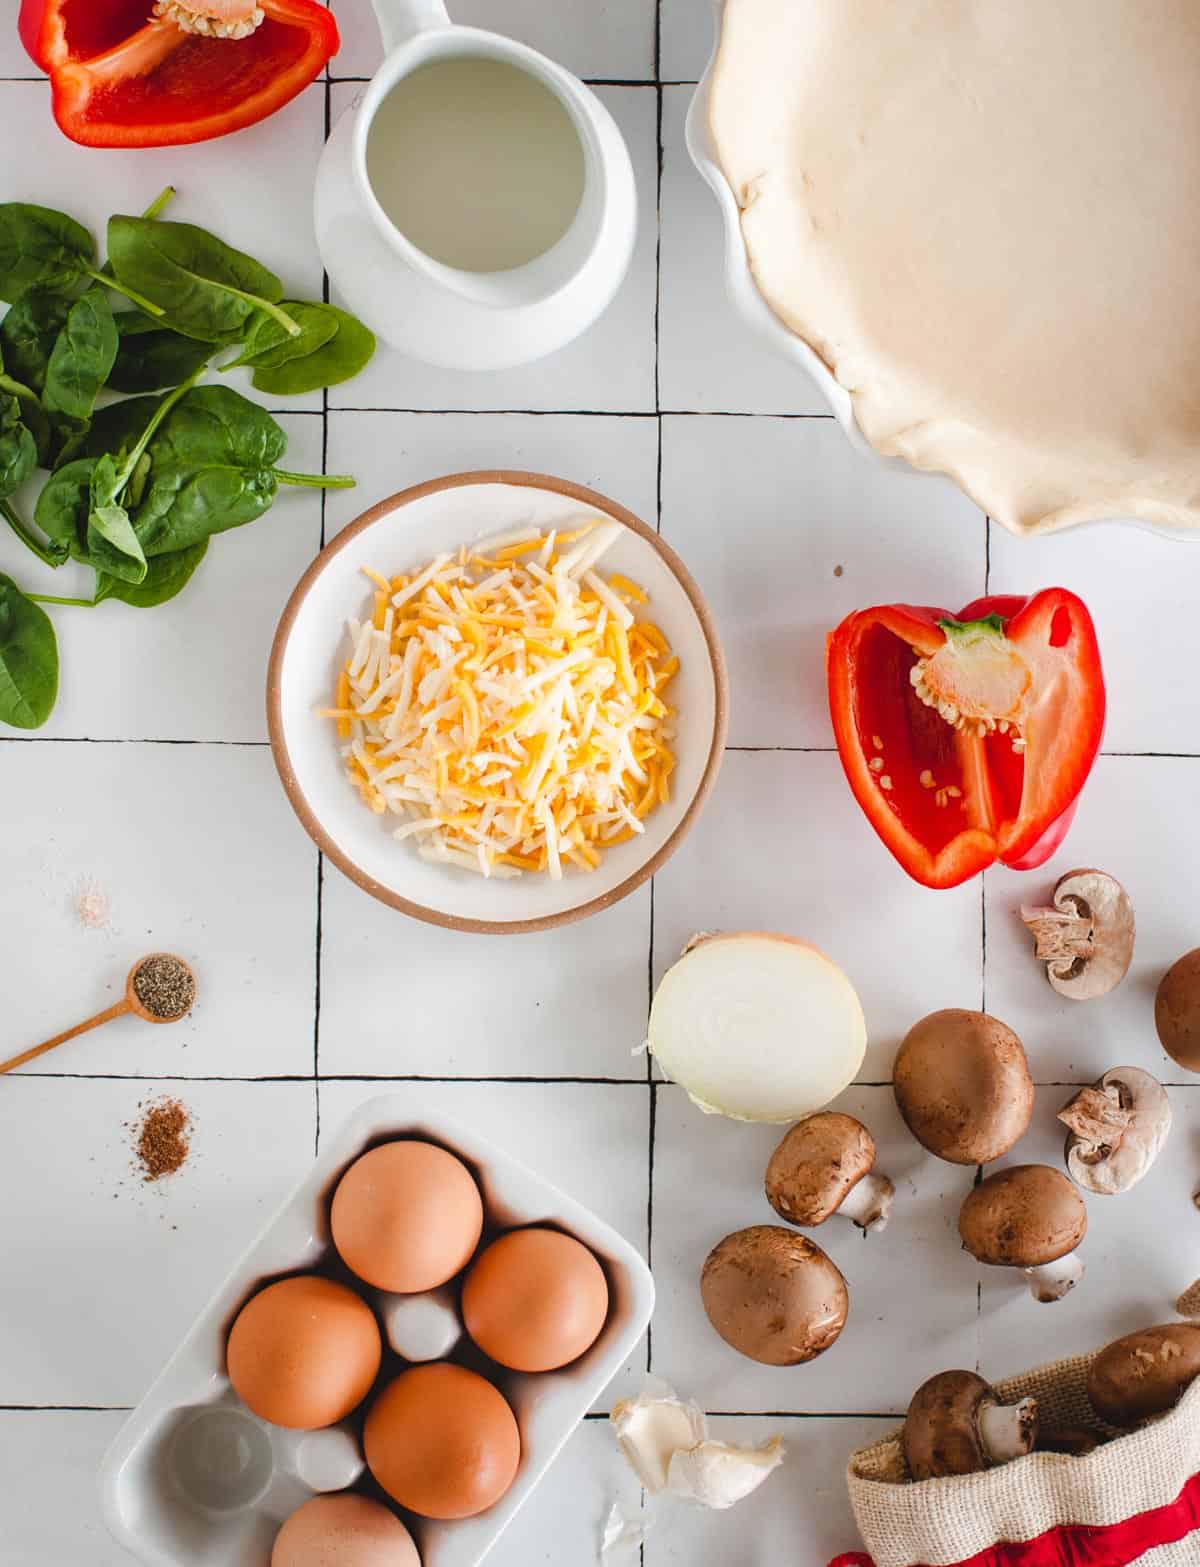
[648, 933, 866, 1122]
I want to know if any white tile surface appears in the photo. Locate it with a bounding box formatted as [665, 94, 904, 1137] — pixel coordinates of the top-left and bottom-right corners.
[326, 85, 658, 412]
[0, 1079, 315, 1405]
[329, 0, 657, 81]
[983, 756, 1200, 1084]
[0, 1412, 132, 1567]
[325, 409, 659, 539]
[642, 1415, 891, 1567]
[0, 415, 324, 743]
[659, 89, 830, 414]
[649, 1084, 981, 1415]
[652, 750, 984, 1081]
[317, 1080, 651, 1409]
[661, 416, 986, 747]
[0, 743, 317, 1076]
[320, 860, 651, 1076]
[661, 0, 715, 82]
[975, 1086, 1200, 1379]
[987, 519, 1200, 756]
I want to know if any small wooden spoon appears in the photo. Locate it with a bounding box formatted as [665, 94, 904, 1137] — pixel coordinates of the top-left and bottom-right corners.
[0, 953, 197, 1076]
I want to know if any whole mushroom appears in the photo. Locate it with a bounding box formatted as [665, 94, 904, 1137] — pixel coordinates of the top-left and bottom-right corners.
[894, 1010, 1034, 1165]
[903, 1370, 1038, 1480]
[1057, 1067, 1171, 1195]
[1156, 949, 1200, 1073]
[700, 1226, 848, 1366]
[765, 1112, 895, 1234]
[1088, 1323, 1200, 1427]
[1021, 869, 1135, 1000]
[959, 1165, 1087, 1303]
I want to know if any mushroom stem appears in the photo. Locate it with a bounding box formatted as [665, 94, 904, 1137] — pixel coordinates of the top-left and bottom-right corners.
[978, 1396, 1039, 1464]
[1024, 1252, 1084, 1303]
[837, 1172, 895, 1232]
[1021, 904, 1094, 962]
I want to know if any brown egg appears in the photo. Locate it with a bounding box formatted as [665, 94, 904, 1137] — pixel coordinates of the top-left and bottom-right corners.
[331, 1142, 484, 1293]
[271, 1494, 420, 1566]
[365, 1364, 520, 1520]
[227, 1276, 381, 1430]
[462, 1227, 609, 1372]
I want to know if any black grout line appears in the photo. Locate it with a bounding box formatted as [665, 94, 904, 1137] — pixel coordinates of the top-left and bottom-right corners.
[324, 76, 701, 88]
[980, 872, 988, 1014]
[9, 1072, 658, 1085]
[0, 1404, 133, 1413]
[984, 515, 992, 593]
[323, 406, 836, 418]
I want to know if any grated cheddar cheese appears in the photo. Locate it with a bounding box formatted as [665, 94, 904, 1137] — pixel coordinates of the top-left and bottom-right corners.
[318, 520, 679, 879]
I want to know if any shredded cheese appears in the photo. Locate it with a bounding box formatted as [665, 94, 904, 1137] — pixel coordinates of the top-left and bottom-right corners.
[319, 520, 678, 880]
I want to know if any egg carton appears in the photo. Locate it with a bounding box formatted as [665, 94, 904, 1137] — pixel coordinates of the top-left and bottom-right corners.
[100, 1093, 655, 1567]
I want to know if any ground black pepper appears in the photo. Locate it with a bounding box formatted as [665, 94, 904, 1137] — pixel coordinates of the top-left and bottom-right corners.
[133, 1098, 192, 1182]
[132, 954, 196, 1020]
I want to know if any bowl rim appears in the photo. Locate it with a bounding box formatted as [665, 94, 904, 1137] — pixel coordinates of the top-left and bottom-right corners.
[267, 469, 729, 935]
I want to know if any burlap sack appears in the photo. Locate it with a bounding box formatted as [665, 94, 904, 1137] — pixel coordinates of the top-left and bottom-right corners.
[844, 1356, 1200, 1567]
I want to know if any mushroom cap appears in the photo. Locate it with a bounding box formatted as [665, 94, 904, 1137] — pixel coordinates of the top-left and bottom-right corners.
[958, 1165, 1087, 1266]
[903, 1370, 992, 1480]
[1060, 1066, 1171, 1196]
[1026, 869, 1135, 1001]
[1087, 1323, 1200, 1427]
[699, 1225, 848, 1366]
[894, 1010, 1034, 1164]
[1156, 949, 1200, 1074]
[765, 1112, 876, 1226]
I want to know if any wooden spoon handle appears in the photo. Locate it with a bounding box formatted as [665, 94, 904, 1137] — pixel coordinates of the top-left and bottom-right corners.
[0, 1000, 133, 1076]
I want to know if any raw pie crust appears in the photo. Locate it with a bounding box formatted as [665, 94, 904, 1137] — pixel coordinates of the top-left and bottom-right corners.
[709, 0, 1200, 535]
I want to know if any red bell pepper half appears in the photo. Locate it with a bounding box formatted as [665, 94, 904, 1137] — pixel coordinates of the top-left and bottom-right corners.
[827, 589, 1105, 890]
[20, 0, 339, 148]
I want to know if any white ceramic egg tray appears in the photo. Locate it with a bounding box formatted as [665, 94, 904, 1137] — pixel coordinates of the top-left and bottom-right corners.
[100, 1094, 656, 1567]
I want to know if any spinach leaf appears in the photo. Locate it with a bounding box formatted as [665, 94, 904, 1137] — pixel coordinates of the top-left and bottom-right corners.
[43, 287, 118, 422]
[0, 203, 163, 315]
[62, 394, 160, 468]
[251, 307, 376, 396]
[108, 312, 214, 394]
[0, 573, 58, 729]
[35, 457, 93, 551]
[223, 301, 338, 372]
[85, 453, 146, 584]
[0, 394, 36, 498]
[94, 540, 208, 608]
[107, 216, 297, 345]
[0, 496, 67, 569]
[0, 292, 71, 394]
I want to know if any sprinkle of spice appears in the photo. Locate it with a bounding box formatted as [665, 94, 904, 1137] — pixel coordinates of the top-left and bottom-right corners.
[132, 954, 196, 1020]
[75, 881, 111, 931]
[133, 1097, 192, 1183]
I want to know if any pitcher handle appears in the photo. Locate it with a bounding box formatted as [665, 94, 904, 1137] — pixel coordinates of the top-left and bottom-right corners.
[372, 0, 451, 53]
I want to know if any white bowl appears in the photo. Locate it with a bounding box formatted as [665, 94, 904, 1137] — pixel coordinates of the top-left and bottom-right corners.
[267, 471, 727, 934]
[100, 1093, 656, 1567]
[685, 0, 1194, 541]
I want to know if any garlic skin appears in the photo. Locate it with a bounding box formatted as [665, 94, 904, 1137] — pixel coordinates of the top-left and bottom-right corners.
[611, 1378, 784, 1509]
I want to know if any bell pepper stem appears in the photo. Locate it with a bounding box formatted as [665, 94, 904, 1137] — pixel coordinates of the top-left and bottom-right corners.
[1, 499, 64, 571]
[273, 470, 357, 489]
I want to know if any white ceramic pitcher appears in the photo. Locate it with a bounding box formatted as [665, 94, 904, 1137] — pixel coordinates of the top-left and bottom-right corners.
[314, 0, 638, 371]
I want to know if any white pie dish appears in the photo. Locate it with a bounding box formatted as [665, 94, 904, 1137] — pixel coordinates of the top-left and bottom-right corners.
[267, 471, 727, 934]
[99, 1093, 656, 1567]
[686, 0, 1199, 542]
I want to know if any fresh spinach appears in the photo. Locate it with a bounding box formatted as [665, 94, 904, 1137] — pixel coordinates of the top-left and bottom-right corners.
[0, 573, 58, 729]
[0, 203, 163, 315]
[86, 452, 147, 584]
[95, 540, 208, 608]
[107, 216, 299, 345]
[108, 312, 214, 393]
[0, 394, 36, 497]
[223, 301, 338, 372]
[43, 287, 118, 422]
[34, 456, 94, 553]
[0, 292, 71, 395]
[251, 307, 377, 397]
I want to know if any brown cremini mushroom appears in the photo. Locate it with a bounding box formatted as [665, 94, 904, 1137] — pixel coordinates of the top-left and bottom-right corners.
[1087, 1323, 1200, 1427]
[903, 1370, 1038, 1480]
[699, 1226, 848, 1366]
[765, 1112, 895, 1234]
[1020, 869, 1135, 1000]
[959, 1165, 1087, 1303]
[894, 1010, 1034, 1165]
[1057, 1067, 1171, 1196]
[1156, 949, 1200, 1073]
[1177, 1280, 1200, 1320]
[1036, 1426, 1101, 1457]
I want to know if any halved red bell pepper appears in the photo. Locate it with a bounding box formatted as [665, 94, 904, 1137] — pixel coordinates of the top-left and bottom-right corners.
[827, 589, 1105, 889]
[20, 0, 339, 148]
